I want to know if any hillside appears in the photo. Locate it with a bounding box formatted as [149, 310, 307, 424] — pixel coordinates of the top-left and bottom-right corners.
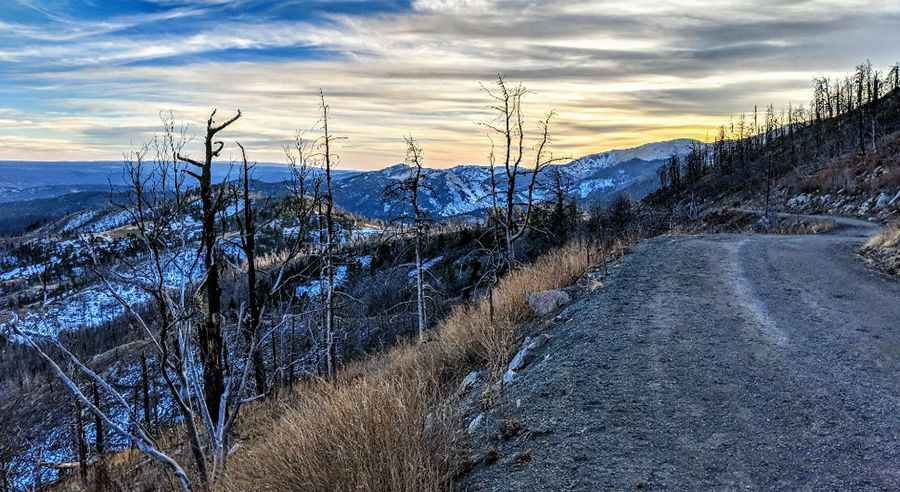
[647, 82, 900, 225]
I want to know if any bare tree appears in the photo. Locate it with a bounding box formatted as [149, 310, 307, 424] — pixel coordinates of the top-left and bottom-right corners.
[384, 136, 430, 340]
[7, 112, 286, 492]
[480, 75, 558, 268]
[317, 91, 339, 378]
[177, 109, 241, 426]
[8, 319, 195, 491]
[233, 143, 267, 394]
[764, 105, 779, 221]
[71, 397, 88, 484]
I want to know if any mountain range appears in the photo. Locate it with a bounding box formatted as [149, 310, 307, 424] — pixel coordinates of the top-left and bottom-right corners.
[0, 138, 699, 233]
[334, 138, 698, 220]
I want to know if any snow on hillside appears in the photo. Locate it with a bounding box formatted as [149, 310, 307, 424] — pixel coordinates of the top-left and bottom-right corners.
[60, 210, 98, 233]
[84, 209, 132, 233]
[576, 177, 617, 198]
[3, 248, 203, 339]
[332, 139, 701, 220]
[563, 139, 698, 180]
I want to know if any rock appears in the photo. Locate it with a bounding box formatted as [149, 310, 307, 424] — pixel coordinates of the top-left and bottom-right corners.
[499, 418, 524, 440]
[527, 289, 571, 316]
[470, 448, 500, 467]
[467, 413, 484, 434]
[875, 192, 891, 209]
[503, 334, 551, 383]
[888, 190, 900, 206]
[858, 199, 872, 215]
[502, 369, 517, 384]
[754, 214, 778, 232]
[787, 194, 810, 208]
[510, 449, 532, 466]
[459, 370, 481, 393]
[508, 334, 551, 371]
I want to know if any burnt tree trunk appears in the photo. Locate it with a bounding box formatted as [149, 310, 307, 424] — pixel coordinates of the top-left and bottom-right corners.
[178, 109, 241, 426]
[237, 144, 267, 395]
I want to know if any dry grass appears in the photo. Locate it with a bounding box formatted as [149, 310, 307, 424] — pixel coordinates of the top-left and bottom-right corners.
[689, 209, 836, 236]
[864, 223, 900, 250]
[775, 217, 835, 235]
[225, 371, 457, 492]
[861, 223, 900, 275]
[46, 240, 626, 492]
[222, 240, 627, 492]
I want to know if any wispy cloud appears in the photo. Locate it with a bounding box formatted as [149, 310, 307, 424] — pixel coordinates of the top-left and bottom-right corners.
[0, 0, 897, 167]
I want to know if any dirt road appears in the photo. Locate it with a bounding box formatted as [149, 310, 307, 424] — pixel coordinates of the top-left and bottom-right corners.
[465, 218, 900, 490]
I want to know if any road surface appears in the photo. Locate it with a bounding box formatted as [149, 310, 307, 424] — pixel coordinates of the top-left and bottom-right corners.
[465, 217, 900, 490]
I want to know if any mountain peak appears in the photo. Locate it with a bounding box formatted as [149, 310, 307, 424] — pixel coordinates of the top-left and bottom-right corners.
[563, 138, 700, 180]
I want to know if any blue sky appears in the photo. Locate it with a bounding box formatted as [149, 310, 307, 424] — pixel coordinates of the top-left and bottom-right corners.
[1, 0, 899, 167]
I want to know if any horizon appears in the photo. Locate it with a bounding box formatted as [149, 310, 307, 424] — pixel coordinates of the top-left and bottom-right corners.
[0, 136, 701, 172]
[2, 1, 899, 168]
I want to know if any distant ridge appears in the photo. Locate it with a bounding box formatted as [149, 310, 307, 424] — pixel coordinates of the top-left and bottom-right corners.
[0, 139, 699, 220]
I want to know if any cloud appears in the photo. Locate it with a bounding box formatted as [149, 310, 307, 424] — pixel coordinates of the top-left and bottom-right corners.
[0, 0, 898, 166]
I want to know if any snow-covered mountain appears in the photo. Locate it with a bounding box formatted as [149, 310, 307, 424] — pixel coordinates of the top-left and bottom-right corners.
[563, 138, 698, 181]
[333, 138, 700, 220]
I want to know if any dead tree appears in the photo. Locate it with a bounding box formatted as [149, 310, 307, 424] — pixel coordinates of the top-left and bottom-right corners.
[72, 398, 87, 484]
[8, 320, 195, 491]
[481, 75, 558, 268]
[140, 352, 152, 431]
[384, 136, 430, 340]
[91, 382, 104, 455]
[275, 132, 323, 387]
[891, 64, 899, 91]
[856, 64, 867, 155]
[234, 143, 267, 394]
[9, 113, 285, 492]
[177, 109, 241, 426]
[764, 105, 779, 221]
[318, 91, 339, 378]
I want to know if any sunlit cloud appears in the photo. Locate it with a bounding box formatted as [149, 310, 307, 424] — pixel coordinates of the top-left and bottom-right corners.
[0, 0, 897, 168]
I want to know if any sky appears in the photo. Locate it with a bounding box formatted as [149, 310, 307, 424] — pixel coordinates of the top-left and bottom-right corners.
[0, 0, 898, 169]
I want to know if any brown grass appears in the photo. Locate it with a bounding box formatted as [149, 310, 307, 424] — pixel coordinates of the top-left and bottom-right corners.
[860, 223, 900, 276]
[222, 240, 627, 492]
[863, 223, 900, 251]
[775, 217, 835, 235]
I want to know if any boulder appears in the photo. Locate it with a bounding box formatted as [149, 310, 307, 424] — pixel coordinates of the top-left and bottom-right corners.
[889, 190, 900, 206]
[503, 334, 551, 383]
[502, 369, 517, 385]
[858, 199, 872, 215]
[467, 413, 484, 434]
[527, 289, 571, 316]
[509, 334, 551, 371]
[459, 370, 481, 394]
[787, 194, 810, 208]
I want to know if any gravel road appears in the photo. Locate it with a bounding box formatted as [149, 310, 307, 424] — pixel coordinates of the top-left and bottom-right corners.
[464, 217, 900, 490]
